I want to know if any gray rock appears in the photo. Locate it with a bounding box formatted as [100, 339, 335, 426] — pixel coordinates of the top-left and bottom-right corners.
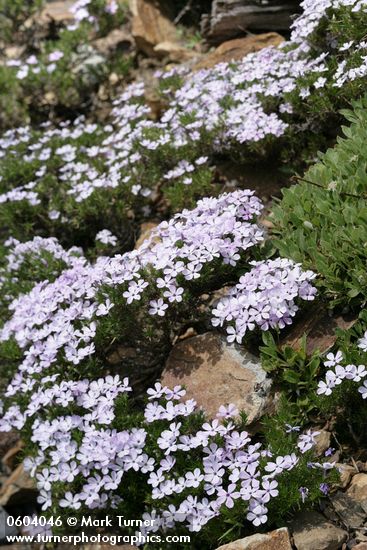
[201, 0, 301, 44]
[72, 45, 107, 87]
[332, 491, 366, 529]
[289, 510, 347, 550]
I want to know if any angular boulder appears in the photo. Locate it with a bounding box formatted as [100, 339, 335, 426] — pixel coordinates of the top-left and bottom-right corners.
[279, 303, 356, 356]
[289, 510, 347, 550]
[161, 332, 273, 425]
[336, 463, 357, 489]
[331, 491, 366, 529]
[194, 32, 284, 70]
[347, 473, 367, 502]
[130, 0, 177, 56]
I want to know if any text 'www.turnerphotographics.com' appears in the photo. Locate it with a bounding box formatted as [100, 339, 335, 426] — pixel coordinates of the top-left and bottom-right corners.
[5, 515, 192, 546]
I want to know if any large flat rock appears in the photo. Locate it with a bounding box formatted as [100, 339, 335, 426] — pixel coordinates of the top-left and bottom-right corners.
[194, 32, 284, 70]
[161, 332, 273, 424]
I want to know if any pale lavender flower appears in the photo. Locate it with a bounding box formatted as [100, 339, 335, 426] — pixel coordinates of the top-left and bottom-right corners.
[299, 486, 309, 503]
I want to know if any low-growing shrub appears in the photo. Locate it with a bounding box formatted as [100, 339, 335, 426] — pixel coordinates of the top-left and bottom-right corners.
[262, 401, 339, 527]
[0, 118, 129, 253]
[0, 65, 28, 130]
[271, 96, 367, 311]
[0, 0, 43, 41]
[260, 333, 322, 422]
[261, 311, 367, 449]
[4, 377, 335, 549]
[313, 314, 367, 447]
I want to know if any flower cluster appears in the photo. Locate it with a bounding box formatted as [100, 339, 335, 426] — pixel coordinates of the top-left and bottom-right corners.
[1, 236, 83, 274]
[317, 336, 367, 397]
[69, 0, 119, 30]
[25, 375, 133, 511]
[7, 50, 65, 81]
[211, 258, 317, 343]
[133, 190, 264, 310]
[0, 236, 84, 316]
[18, 376, 328, 539]
[0, 117, 103, 229]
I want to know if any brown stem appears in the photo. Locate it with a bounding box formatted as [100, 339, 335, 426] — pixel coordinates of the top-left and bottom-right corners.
[174, 0, 193, 24]
[292, 175, 367, 200]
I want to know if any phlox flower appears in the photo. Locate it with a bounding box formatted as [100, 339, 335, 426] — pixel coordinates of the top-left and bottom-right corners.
[358, 380, 367, 399]
[185, 468, 204, 488]
[216, 403, 239, 419]
[324, 351, 343, 367]
[216, 484, 240, 509]
[299, 486, 309, 503]
[149, 299, 168, 316]
[297, 430, 320, 453]
[59, 492, 82, 510]
[246, 501, 268, 526]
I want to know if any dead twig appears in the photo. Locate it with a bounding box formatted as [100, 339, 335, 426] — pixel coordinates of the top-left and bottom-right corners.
[174, 0, 193, 25]
[292, 175, 367, 200]
[351, 456, 360, 473]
